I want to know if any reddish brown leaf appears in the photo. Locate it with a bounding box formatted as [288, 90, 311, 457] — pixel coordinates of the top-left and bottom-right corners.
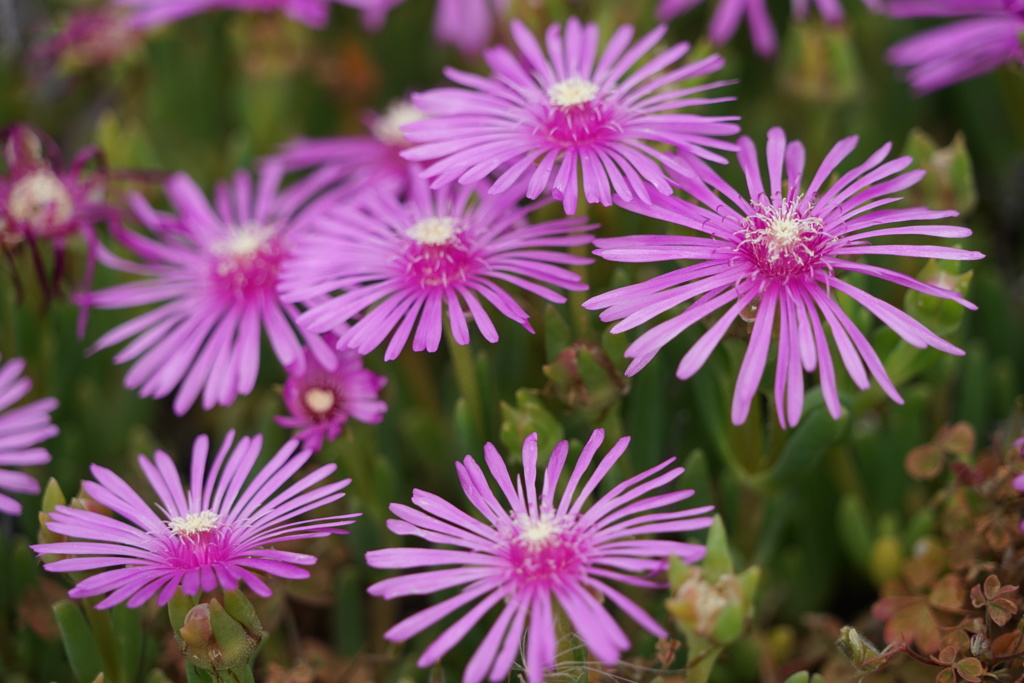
[941, 422, 976, 456]
[988, 598, 1018, 627]
[935, 668, 955, 683]
[907, 443, 945, 480]
[954, 657, 984, 683]
[929, 574, 966, 612]
[990, 631, 1022, 657]
[882, 599, 943, 654]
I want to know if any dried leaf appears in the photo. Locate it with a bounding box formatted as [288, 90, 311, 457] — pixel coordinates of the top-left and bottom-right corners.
[990, 631, 1022, 657]
[877, 598, 943, 654]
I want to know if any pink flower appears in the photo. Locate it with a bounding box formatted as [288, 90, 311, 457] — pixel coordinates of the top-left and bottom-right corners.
[280, 174, 595, 360]
[0, 124, 110, 315]
[366, 430, 713, 683]
[33, 431, 358, 608]
[272, 99, 425, 195]
[275, 344, 388, 452]
[656, 0, 848, 57]
[430, 0, 510, 55]
[85, 165, 348, 415]
[0, 356, 58, 516]
[114, 0, 403, 30]
[402, 17, 739, 215]
[585, 127, 984, 428]
[885, 1, 1024, 94]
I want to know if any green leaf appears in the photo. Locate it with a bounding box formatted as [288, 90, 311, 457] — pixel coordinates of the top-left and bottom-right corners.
[543, 304, 571, 363]
[701, 515, 734, 581]
[836, 494, 873, 573]
[53, 600, 103, 683]
[759, 403, 848, 490]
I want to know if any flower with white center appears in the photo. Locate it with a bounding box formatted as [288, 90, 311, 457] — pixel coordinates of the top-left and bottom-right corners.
[586, 127, 984, 428]
[366, 430, 714, 683]
[34, 431, 359, 609]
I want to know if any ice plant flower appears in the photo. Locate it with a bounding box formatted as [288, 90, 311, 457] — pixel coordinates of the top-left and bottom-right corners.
[656, 0, 849, 57]
[885, 1, 1024, 94]
[114, 0, 402, 30]
[85, 164, 349, 415]
[0, 124, 110, 306]
[366, 430, 714, 683]
[585, 127, 984, 428]
[402, 17, 739, 214]
[429, 0, 510, 55]
[0, 356, 58, 516]
[273, 99, 426, 195]
[275, 343, 388, 451]
[33, 7, 143, 72]
[33, 431, 359, 608]
[281, 175, 595, 360]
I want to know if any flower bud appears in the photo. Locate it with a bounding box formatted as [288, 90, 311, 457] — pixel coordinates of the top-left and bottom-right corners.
[836, 626, 881, 671]
[171, 594, 262, 674]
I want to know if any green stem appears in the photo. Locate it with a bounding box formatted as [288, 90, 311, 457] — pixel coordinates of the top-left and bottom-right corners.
[445, 326, 486, 440]
[685, 640, 724, 683]
[82, 598, 122, 683]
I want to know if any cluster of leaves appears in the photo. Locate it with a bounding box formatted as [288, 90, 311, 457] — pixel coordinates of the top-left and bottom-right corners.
[843, 418, 1024, 681]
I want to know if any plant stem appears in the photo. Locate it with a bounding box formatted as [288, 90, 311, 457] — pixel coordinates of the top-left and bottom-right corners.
[445, 326, 486, 440]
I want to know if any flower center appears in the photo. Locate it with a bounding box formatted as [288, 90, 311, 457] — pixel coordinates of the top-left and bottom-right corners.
[371, 100, 427, 147]
[506, 513, 583, 585]
[167, 510, 221, 536]
[737, 200, 831, 280]
[540, 79, 617, 147]
[403, 216, 475, 288]
[408, 216, 457, 246]
[210, 223, 286, 297]
[547, 77, 599, 107]
[7, 169, 75, 235]
[303, 386, 337, 417]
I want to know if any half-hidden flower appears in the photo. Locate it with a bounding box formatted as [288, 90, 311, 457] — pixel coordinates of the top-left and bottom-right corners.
[280, 174, 595, 360]
[33, 431, 358, 608]
[885, 0, 1024, 94]
[585, 127, 984, 428]
[429, 0, 510, 55]
[275, 343, 388, 452]
[0, 356, 59, 516]
[272, 98, 426, 195]
[114, 0, 402, 31]
[402, 17, 739, 214]
[85, 164, 350, 415]
[33, 7, 143, 72]
[656, 0, 848, 57]
[366, 430, 713, 683]
[0, 124, 110, 306]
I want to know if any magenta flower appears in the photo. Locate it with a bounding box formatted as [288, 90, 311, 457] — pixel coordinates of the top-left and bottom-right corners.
[280, 175, 595, 360]
[656, 0, 848, 57]
[85, 165, 347, 415]
[0, 356, 58, 516]
[885, 1, 1024, 94]
[585, 127, 984, 428]
[430, 0, 510, 55]
[402, 17, 739, 215]
[0, 124, 110, 309]
[33, 431, 358, 609]
[114, 0, 402, 30]
[275, 343, 388, 451]
[273, 99, 425, 195]
[33, 7, 143, 71]
[366, 430, 713, 683]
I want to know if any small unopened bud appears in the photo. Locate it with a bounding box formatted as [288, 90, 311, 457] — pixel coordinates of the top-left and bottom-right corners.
[172, 594, 262, 674]
[836, 626, 881, 670]
[667, 570, 747, 643]
[970, 633, 991, 659]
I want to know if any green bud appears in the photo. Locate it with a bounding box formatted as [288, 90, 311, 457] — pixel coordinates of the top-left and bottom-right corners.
[667, 565, 759, 645]
[904, 260, 974, 337]
[778, 22, 862, 103]
[901, 129, 977, 215]
[176, 598, 262, 675]
[499, 389, 564, 460]
[541, 342, 628, 420]
[836, 626, 882, 671]
[868, 535, 904, 586]
[42, 478, 66, 512]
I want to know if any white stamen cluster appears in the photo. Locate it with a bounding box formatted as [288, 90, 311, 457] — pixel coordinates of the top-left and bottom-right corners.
[371, 100, 428, 147]
[408, 216, 457, 246]
[741, 200, 825, 267]
[8, 169, 74, 227]
[303, 387, 336, 415]
[167, 510, 221, 536]
[547, 77, 600, 108]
